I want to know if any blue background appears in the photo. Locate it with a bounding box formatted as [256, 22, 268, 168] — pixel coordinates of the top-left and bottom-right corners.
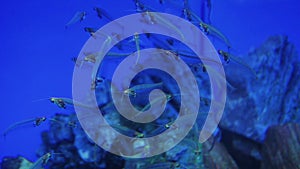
[0, 0, 299, 162]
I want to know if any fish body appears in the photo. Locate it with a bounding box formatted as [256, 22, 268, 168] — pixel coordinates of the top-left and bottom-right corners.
[106, 52, 132, 57]
[51, 97, 92, 109]
[84, 27, 97, 37]
[205, 0, 212, 23]
[182, 0, 193, 21]
[30, 152, 61, 169]
[136, 3, 184, 40]
[50, 97, 69, 109]
[140, 92, 178, 112]
[93, 7, 113, 21]
[218, 50, 257, 79]
[30, 153, 51, 169]
[146, 11, 184, 40]
[134, 0, 146, 12]
[124, 82, 163, 97]
[65, 11, 86, 28]
[49, 118, 77, 128]
[185, 8, 205, 29]
[133, 33, 140, 65]
[200, 22, 231, 49]
[83, 53, 97, 63]
[3, 117, 46, 137]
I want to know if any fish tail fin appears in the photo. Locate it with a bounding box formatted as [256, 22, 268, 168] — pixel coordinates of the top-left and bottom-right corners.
[32, 97, 51, 103]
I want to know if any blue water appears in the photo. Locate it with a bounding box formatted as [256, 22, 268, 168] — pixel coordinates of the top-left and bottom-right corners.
[0, 0, 299, 164]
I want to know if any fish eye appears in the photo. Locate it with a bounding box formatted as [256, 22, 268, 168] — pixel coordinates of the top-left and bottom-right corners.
[96, 77, 104, 83]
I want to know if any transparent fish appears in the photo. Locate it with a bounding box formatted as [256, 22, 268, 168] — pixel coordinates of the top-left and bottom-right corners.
[3, 117, 46, 137]
[93, 7, 113, 21]
[84, 27, 97, 37]
[65, 11, 86, 29]
[134, 32, 141, 65]
[200, 22, 232, 49]
[29, 152, 61, 169]
[143, 11, 185, 40]
[124, 82, 163, 97]
[33, 97, 91, 109]
[218, 50, 257, 79]
[48, 118, 77, 128]
[50, 97, 93, 109]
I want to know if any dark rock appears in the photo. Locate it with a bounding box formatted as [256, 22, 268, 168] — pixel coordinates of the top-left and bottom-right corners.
[261, 123, 300, 169]
[37, 113, 124, 169]
[1, 156, 32, 169]
[45, 113, 76, 145]
[221, 35, 300, 143]
[203, 137, 239, 169]
[220, 128, 262, 169]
